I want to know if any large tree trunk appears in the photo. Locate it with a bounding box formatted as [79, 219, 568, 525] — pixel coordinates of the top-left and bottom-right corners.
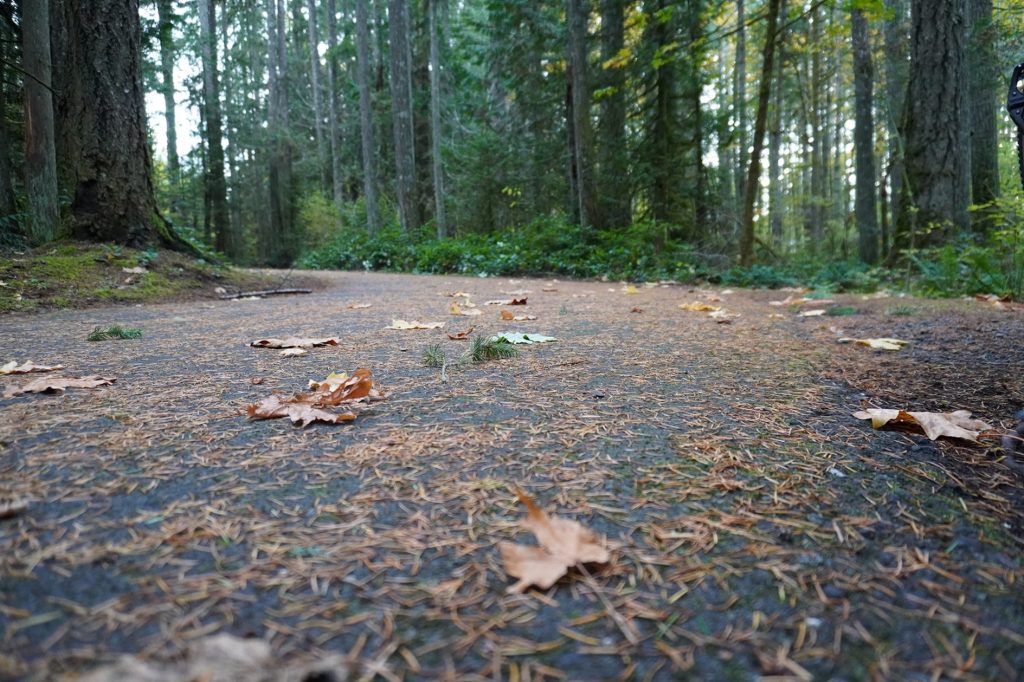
[899, 0, 970, 247]
[325, 0, 345, 207]
[388, 0, 418, 232]
[738, 0, 781, 266]
[566, 0, 596, 228]
[0, 31, 15, 219]
[767, 0, 785, 248]
[156, 0, 179, 184]
[198, 0, 232, 256]
[265, 0, 295, 265]
[23, 0, 59, 244]
[852, 8, 879, 264]
[356, 0, 381, 233]
[883, 0, 908, 258]
[51, 0, 192, 250]
[733, 0, 747, 222]
[648, 0, 679, 225]
[967, 0, 998, 218]
[597, 0, 630, 229]
[428, 0, 447, 238]
[306, 0, 329, 193]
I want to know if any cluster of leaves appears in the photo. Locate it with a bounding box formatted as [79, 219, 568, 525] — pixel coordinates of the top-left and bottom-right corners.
[87, 325, 143, 341]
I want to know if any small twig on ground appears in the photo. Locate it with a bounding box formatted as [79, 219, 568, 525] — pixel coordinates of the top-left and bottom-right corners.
[218, 288, 312, 300]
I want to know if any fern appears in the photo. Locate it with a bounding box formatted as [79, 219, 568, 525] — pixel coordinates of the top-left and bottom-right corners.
[87, 325, 143, 341]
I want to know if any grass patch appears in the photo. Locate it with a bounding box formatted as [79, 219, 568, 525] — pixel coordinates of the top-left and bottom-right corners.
[88, 325, 143, 341]
[886, 303, 917, 316]
[826, 306, 859, 316]
[470, 336, 519, 361]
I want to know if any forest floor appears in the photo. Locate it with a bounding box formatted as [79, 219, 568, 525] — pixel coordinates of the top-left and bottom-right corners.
[1, 270, 1023, 681]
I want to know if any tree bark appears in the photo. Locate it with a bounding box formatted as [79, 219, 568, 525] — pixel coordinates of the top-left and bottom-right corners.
[388, 0, 418, 231]
[738, 0, 781, 266]
[566, 0, 597, 228]
[156, 0, 179, 184]
[306, 0, 330, 193]
[265, 0, 295, 265]
[967, 0, 998, 217]
[767, 0, 785, 248]
[900, 0, 970, 247]
[428, 0, 447, 238]
[23, 0, 59, 244]
[0, 30, 15, 219]
[733, 0, 747, 221]
[597, 0, 630, 229]
[883, 0, 908, 258]
[325, 0, 346, 206]
[357, 0, 381, 233]
[852, 8, 879, 263]
[51, 0, 192, 250]
[199, 0, 232, 256]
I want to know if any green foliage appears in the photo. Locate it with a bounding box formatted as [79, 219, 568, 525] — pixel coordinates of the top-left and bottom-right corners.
[423, 344, 446, 368]
[886, 304, 917, 316]
[88, 325, 143, 341]
[826, 306, 858, 316]
[297, 191, 344, 247]
[299, 218, 700, 281]
[470, 335, 519, 361]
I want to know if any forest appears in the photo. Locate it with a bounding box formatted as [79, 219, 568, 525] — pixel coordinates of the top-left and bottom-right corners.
[5, 0, 1024, 290]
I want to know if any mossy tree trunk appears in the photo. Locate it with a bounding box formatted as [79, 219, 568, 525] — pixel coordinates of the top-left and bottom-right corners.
[23, 0, 59, 244]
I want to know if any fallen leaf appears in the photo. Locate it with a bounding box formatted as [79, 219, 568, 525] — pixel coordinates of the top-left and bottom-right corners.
[249, 369, 383, 427]
[5, 375, 115, 398]
[385, 319, 445, 330]
[499, 489, 610, 593]
[0, 497, 30, 519]
[838, 337, 909, 351]
[853, 408, 993, 442]
[484, 298, 527, 306]
[448, 327, 475, 340]
[443, 291, 472, 298]
[631, 307, 643, 313]
[489, 332, 556, 345]
[679, 302, 720, 312]
[798, 309, 826, 317]
[500, 309, 537, 321]
[0, 361, 64, 375]
[542, 287, 558, 292]
[250, 337, 339, 349]
[449, 302, 482, 316]
[708, 309, 740, 321]
[250, 377, 264, 385]
[280, 348, 308, 357]
[121, 266, 147, 274]
[347, 303, 372, 309]
[624, 285, 638, 295]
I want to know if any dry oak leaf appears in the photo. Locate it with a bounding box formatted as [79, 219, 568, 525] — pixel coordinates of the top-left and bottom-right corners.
[443, 291, 473, 298]
[448, 327, 475, 340]
[498, 489, 610, 593]
[500, 309, 537, 321]
[798, 309, 826, 317]
[484, 298, 527, 306]
[0, 361, 64, 375]
[347, 302, 372, 309]
[279, 348, 308, 357]
[679, 302, 720, 312]
[838, 337, 909, 351]
[250, 337, 339, 349]
[385, 319, 445, 330]
[449, 302, 482, 317]
[249, 368, 383, 427]
[4, 375, 115, 398]
[853, 408, 993, 442]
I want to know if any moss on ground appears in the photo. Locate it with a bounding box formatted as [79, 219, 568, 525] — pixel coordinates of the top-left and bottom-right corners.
[0, 241, 279, 313]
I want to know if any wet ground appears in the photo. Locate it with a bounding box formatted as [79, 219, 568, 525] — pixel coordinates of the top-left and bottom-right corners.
[1, 271, 1022, 681]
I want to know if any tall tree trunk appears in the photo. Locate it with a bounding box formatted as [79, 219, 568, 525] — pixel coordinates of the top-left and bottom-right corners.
[598, 0, 629, 229]
[156, 0, 179, 185]
[883, 0, 908, 258]
[767, 0, 785, 248]
[968, 0, 998, 219]
[51, 0, 192, 250]
[325, 0, 345, 207]
[357, 0, 381, 233]
[806, 5, 824, 252]
[738, 0, 781, 266]
[648, 0, 679, 225]
[567, 0, 596, 228]
[428, 0, 447, 237]
[899, 0, 969, 247]
[852, 8, 879, 263]
[388, 0, 418, 231]
[0, 31, 15, 219]
[306, 0, 330, 193]
[23, 0, 59, 244]
[733, 0, 747, 223]
[265, 0, 294, 265]
[199, 0, 232, 256]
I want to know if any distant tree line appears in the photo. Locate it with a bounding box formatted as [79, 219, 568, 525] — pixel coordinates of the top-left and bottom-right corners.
[1, 0, 1014, 268]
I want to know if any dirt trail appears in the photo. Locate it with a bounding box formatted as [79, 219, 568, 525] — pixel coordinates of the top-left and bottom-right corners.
[1, 271, 1022, 681]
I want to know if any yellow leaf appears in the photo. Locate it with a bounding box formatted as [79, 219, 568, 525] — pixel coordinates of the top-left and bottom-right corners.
[853, 408, 992, 442]
[838, 337, 909, 351]
[385, 319, 445, 330]
[679, 302, 720, 312]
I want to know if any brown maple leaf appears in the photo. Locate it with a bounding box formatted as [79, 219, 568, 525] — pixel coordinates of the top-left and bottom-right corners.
[498, 489, 610, 593]
[448, 327, 475, 340]
[4, 375, 115, 398]
[250, 337, 339, 349]
[500, 310, 537, 321]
